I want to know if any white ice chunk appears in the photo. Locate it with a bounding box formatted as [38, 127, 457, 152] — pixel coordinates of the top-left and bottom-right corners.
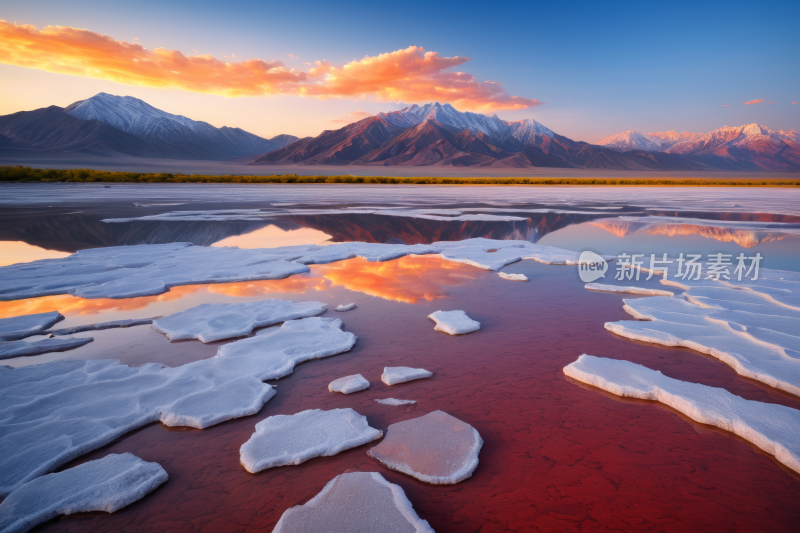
[498, 272, 528, 281]
[564, 354, 800, 474]
[381, 367, 433, 386]
[47, 317, 159, 336]
[273, 472, 433, 533]
[0, 317, 355, 496]
[152, 300, 327, 343]
[428, 310, 480, 335]
[240, 408, 382, 473]
[375, 398, 416, 405]
[329, 374, 370, 394]
[585, 283, 673, 296]
[0, 453, 167, 533]
[368, 410, 483, 484]
[0, 336, 93, 360]
[0, 312, 63, 341]
[335, 303, 357, 312]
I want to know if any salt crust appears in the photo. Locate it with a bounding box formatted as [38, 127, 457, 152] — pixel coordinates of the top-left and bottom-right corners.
[272, 472, 434, 533]
[564, 355, 800, 474]
[0, 336, 93, 360]
[240, 408, 382, 473]
[605, 274, 800, 396]
[375, 398, 416, 406]
[329, 374, 370, 394]
[335, 303, 357, 312]
[381, 367, 433, 386]
[428, 310, 481, 335]
[0, 317, 355, 496]
[498, 272, 528, 281]
[47, 317, 160, 336]
[0, 312, 63, 341]
[368, 410, 483, 484]
[585, 283, 673, 296]
[0, 453, 167, 533]
[0, 238, 584, 300]
[152, 300, 327, 343]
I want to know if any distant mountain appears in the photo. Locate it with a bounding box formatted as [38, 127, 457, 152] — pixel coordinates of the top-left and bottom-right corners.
[598, 131, 664, 152]
[647, 131, 704, 149]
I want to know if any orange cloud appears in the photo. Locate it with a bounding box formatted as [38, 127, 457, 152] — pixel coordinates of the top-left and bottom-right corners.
[0, 21, 541, 111]
[793, 102, 798, 105]
[330, 110, 373, 124]
[722, 104, 729, 107]
[743, 99, 765, 105]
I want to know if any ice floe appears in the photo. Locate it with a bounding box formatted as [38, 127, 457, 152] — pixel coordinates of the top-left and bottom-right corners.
[272, 472, 434, 533]
[0, 317, 355, 496]
[375, 398, 416, 406]
[368, 410, 482, 484]
[605, 274, 800, 396]
[152, 300, 327, 342]
[335, 303, 357, 312]
[0, 453, 167, 533]
[46, 317, 159, 336]
[498, 272, 528, 281]
[329, 374, 370, 394]
[240, 408, 382, 473]
[0, 336, 93, 360]
[585, 283, 673, 296]
[381, 367, 433, 386]
[428, 310, 481, 335]
[0, 312, 63, 341]
[564, 355, 800, 474]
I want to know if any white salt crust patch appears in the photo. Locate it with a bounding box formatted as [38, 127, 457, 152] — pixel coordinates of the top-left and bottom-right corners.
[605, 274, 800, 397]
[564, 355, 800, 474]
[381, 367, 433, 386]
[335, 303, 357, 312]
[46, 318, 159, 336]
[0, 238, 584, 300]
[368, 410, 483, 484]
[240, 408, 382, 473]
[152, 300, 327, 343]
[0, 312, 64, 341]
[585, 283, 673, 296]
[498, 272, 528, 281]
[0, 317, 355, 496]
[375, 398, 416, 406]
[271, 472, 434, 533]
[0, 336, 94, 360]
[329, 374, 370, 394]
[0, 453, 167, 533]
[428, 310, 481, 335]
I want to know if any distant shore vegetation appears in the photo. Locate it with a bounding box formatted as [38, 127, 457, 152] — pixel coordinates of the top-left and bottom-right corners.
[1, 166, 798, 187]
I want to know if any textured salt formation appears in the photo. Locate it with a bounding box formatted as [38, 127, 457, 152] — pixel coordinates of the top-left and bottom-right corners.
[605, 274, 800, 396]
[0, 336, 94, 360]
[152, 300, 327, 342]
[585, 283, 673, 296]
[272, 472, 434, 533]
[0, 317, 355, 496]
[375, 398, 416, 406]
[329, 374, 370, 394]
[564, 355, 800, 474]
[498, 272, 528, 281]
[335, 303, 356, 312]
[0, 311, 63, 341]
[46, 317, 160, 336]
[368, 410, 483, 484]
[0, 453, 167, 533]
[240, 409, 382, 473]
[0, 238, 584, 300]
[428, 310, 481, 335]
[381, 367, 433, 386]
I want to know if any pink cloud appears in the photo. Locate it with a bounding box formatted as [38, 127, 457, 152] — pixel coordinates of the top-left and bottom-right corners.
[743, 99, 765, 105]
[721, 104, 729, 107]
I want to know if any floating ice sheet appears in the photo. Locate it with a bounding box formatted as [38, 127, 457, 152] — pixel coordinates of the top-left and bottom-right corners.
[375, 398, 416, 406]
[605, 275, 800, 397]
[498, 272, 528, 281]
[428, 310, 481, 335]
[0, 312, 63, 341]
[368, 410, 483, 484]
[0, 453, 167, 533]
[240, 408, 382, 473]
[0, 336, 93, 360]
[564, 355, 800, 474]
[0, 317, 355, 496]
[46, 317, 160, 336]
[335, 303, 357, 312]
[381, 367, 433, 386]
[273, 472, 433, 533]
[585, 283, 673, 296]
[152, 300, 327, 342]
[329, 374, 370, 394]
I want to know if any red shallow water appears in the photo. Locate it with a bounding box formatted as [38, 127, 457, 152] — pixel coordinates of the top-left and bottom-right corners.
[23, 259, 800, 532]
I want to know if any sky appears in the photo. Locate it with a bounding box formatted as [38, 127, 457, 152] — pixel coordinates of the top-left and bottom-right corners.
[0, 0, 798, 143]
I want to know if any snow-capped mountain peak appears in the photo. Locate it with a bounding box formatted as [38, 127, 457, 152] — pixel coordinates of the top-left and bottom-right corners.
[597, 130, 662, 152]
